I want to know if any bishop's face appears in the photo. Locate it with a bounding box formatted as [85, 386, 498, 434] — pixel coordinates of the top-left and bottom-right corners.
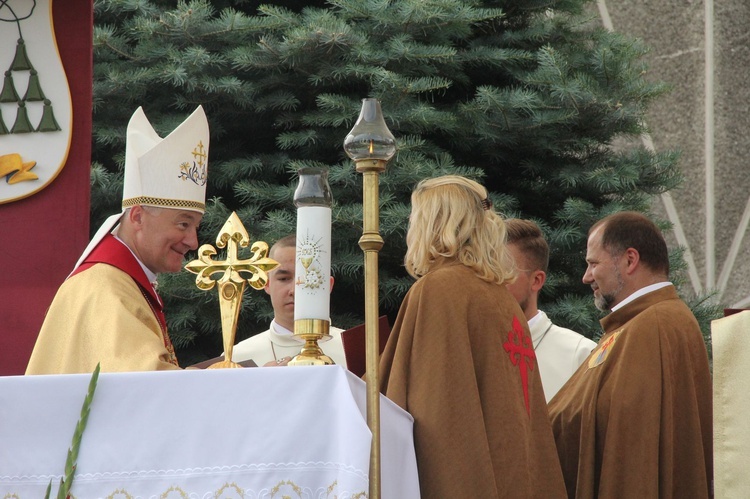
[134, 206, 202, 274]
[582, 226, 626, 311]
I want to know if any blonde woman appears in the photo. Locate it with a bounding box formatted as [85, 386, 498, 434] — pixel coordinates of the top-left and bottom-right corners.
[379, 175, 565, 498]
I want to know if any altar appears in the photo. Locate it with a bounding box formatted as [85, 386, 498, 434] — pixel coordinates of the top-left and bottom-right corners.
[0, 366, 420, 498]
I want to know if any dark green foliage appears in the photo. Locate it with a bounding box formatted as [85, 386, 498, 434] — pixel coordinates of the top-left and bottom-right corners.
[92, 0, 718, 363]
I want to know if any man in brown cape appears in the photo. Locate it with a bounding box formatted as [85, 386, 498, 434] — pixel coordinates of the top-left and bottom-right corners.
[379, 175, 566, 498]
[548, 212, 712, 498]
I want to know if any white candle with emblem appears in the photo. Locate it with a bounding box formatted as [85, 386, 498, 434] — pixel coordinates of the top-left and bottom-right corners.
[294, 167, 332, 322]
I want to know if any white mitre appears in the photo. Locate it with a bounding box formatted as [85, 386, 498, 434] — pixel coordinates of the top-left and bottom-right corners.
[73, 106, 210, 271]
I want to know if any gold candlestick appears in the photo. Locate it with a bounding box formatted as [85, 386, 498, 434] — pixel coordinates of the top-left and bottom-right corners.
[185, 212, 279, 368]
[289, 318, 334, 366]
[344, 98, 397, 499]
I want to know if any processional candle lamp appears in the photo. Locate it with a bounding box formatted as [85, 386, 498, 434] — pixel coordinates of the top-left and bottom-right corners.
[185, 212, 279, 368]
[343, 98, 396, 499]
[289, 167, 335, 366]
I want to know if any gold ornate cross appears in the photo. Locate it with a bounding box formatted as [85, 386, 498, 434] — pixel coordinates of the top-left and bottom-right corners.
[185, 212, 279, 368]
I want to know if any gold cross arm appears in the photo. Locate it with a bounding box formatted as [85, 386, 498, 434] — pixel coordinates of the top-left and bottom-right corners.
[184, 212, 279, 368]
[185, 212, 279, 290]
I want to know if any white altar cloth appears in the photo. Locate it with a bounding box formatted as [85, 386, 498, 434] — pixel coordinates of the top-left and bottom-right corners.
[0, 365, 419, 498]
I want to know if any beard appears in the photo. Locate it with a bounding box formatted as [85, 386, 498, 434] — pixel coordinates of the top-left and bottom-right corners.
[593, 265, 625, 312]
[594, 291, 616, 312]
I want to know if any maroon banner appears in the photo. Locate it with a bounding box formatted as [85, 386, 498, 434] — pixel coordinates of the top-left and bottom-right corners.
[0, 0, 92, 375]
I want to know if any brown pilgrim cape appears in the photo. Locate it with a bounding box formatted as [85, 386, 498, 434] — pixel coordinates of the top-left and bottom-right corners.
[548, 286, 713, 498]
[379, 260, 566, 498]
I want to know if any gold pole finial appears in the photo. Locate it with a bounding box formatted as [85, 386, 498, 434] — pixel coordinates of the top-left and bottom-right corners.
[185, 212, 279, 368]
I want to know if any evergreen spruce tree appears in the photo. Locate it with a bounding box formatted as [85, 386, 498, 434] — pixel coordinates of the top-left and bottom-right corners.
[92, 0, 720, 364]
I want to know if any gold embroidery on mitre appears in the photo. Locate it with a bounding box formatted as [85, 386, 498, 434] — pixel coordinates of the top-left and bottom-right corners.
[122, 196, 205, 211]
[178, 140, 208, 186]
[587, 330, 622, 369]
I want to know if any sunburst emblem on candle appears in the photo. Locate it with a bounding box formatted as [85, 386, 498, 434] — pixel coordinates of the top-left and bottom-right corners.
[296, 233, 326, 290]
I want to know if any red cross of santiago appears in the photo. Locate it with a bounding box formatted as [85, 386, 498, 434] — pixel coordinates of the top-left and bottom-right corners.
[503, 316, 536, 415]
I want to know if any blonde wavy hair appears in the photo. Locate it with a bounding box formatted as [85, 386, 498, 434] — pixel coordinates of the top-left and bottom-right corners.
[404, 175, 515, 285]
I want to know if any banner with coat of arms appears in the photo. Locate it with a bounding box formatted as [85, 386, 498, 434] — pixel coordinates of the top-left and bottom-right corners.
[0, 0, 71, 204]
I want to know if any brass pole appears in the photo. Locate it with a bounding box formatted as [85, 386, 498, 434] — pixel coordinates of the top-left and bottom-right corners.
[357, 159, 386, 499]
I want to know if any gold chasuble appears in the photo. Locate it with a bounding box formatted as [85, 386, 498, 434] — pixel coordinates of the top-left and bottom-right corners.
[379, 261, 566, 498]
[548, 286, 713, 498]
[26, 235, 180, 374]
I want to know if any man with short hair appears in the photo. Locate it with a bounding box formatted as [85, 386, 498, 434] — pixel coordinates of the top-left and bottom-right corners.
[505, 218, 596, 401]
[230, 235, 346, 367]
[548, 211, 713, 498]
[26, 106, 209, 374]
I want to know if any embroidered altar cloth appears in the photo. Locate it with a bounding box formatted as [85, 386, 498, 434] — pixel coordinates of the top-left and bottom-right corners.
[0, 366, 419, 498]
